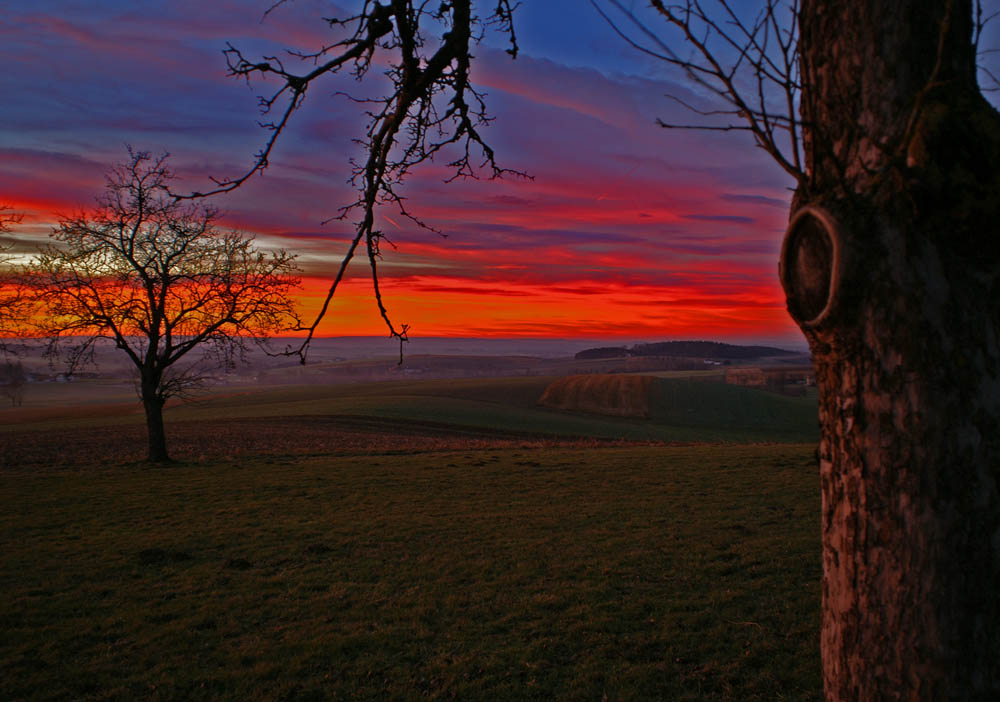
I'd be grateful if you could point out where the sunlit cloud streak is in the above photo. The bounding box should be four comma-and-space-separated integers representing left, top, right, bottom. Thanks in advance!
1, 0, 806, 344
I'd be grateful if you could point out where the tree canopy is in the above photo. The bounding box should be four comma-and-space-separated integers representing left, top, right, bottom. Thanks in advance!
30, 149, 301, 461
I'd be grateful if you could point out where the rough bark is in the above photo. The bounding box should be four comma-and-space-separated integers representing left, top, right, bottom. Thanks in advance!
784, 1, 1000, 698
141, 380, 170, 464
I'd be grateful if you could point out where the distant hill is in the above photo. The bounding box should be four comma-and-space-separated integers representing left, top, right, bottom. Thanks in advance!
630, 341, 799, 358
574, 340, 799, 361
573, 346, 631, 360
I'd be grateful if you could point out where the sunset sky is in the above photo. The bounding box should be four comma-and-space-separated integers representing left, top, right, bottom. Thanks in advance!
7, 1, 993, 347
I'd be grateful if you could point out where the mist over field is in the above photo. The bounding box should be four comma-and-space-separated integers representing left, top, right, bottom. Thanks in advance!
2, 335, 811, 388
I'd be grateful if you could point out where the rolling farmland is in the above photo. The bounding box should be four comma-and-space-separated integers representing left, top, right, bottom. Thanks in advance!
1, 365, 822, 699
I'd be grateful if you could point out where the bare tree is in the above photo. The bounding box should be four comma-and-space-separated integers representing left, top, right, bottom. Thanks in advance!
185, 0, 526, 361
596, 0, 1000, 697
0, 359, 26, 407
30, 150, 301, 463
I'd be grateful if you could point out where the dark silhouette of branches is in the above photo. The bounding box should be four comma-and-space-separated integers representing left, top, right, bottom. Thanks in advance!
0, 359, 26, 407
0, 205, 21, 233
180, 1, 527, 362
593, 0, 999, 195
29, 149, 301, 462
592, 0, 806, 186
0, 206, 27, 353
975, 0, 1000, 91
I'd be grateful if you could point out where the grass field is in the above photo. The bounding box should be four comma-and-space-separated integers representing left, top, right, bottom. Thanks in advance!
2, 375, 819, 445
1, 444, 820, 701
2, 372, 822, 699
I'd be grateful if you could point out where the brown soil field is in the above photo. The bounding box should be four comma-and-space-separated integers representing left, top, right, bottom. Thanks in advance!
0, 415, 664, 471
537, 374, 656, 418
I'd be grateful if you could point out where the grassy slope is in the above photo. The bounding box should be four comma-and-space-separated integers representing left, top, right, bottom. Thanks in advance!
179, 376, 818, 444
648, 379, 818, 437
1, 445, 820, 701
3, 375, 818, 444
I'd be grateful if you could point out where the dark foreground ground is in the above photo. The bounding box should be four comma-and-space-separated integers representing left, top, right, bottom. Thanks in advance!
1, 434, 820, 701
2, 372, 821, 699
0, 414, 623, 471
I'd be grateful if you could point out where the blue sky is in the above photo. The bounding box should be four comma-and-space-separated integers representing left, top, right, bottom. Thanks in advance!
3, 1, 994, 343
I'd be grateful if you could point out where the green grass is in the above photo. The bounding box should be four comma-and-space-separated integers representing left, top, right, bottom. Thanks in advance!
4, 375, 819, 444
187, 376, 817, 443
648, 379, 818, 437
153, 376, 818, 442
1, 444, 820, 700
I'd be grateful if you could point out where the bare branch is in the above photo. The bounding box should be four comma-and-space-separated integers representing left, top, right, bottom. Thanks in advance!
594, 0, 807, 185
656, 118, 752, 131
179, 2, 526, 362
29, 149, 301, 400
0, 205, 28, 353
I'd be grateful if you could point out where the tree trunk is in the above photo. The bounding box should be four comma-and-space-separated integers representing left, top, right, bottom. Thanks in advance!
141, 381, 170, 463
785, 1, 1000, 698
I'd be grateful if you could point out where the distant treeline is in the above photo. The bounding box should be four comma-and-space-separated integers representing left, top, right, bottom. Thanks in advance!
574, 340, 798, 360
574, 346, 631, 360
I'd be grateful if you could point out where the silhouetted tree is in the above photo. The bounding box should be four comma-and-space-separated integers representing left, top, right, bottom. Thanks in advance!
211, 0, 1000, 696
30, 150, 301, 462
0, 360, 26, 407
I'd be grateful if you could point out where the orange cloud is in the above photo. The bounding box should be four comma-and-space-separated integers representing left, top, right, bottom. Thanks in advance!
290, 275, 797, 341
